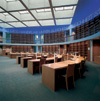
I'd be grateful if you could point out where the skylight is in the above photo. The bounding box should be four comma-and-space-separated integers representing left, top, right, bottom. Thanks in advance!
36, 9, 44, 13
36, 8, 51, 13
0, 0, 78, 27
55, 7, 64, 11
19, 11, 29, 14
44, 8, 51, 12
6, 0, 18, 2
55, 6, 74, 11
3, 13, 9, 16
64, 6, 73, 10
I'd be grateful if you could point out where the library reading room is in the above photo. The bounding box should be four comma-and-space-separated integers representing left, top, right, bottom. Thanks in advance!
0, 0, 100, 101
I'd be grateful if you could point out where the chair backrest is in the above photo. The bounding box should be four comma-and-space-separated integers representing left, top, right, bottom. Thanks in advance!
32, 56, 36, 59
61, 55, 64, 61
84, 57, 87, 61
39, 58, 46, 67
68, 55, 73, 60
55, 57, 58, 62
23, 55, 26, 57
67, 64, 75, 78
80, 60, 85, 69
41, 55, 44, 59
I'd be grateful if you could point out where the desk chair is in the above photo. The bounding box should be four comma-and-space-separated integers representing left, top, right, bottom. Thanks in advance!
41, 55, 44, 59
23, 55, 26, 57
32, 56, 36, 59
61, 64, 75, 90
61, 55, 64, 61
78, 60, 86, 78
39, 58, 46, 73
84, 56, 87, 61
55, 57, 58, 62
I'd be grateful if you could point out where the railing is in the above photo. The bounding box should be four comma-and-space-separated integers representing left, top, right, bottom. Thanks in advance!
0, 30, 100, 45
0, 32, 94, 44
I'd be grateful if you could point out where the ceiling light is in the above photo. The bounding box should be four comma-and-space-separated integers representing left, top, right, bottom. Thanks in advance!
6, 0, 18, 2
44, 8, 51, 12
55, 7, 64, 11
3, 13, 9, 16
36, 9, 45, 13
64, 6, 73, 10
19, 11, 29, 14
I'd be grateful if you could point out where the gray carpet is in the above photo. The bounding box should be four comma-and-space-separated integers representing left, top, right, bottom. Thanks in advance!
0, 56, 100, 101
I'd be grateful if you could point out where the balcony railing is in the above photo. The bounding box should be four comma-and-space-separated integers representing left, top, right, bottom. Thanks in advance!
0, 31, 98, 45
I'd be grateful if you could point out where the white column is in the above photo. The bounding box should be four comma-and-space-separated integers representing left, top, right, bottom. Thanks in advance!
59, 45, 60, 54
90, 40, 93, 62
36, 46, 38, 53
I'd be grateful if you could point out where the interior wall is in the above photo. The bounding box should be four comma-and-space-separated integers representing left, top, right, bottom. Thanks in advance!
93, 40, 100, 61
72, 0, 100, 24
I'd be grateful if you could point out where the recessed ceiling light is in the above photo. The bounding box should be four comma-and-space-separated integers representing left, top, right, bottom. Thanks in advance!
19, 11, 29, 14
36, 9, 45, 13
55, 7, 64, 11
44, 8, 51, 12
36, 8, 51, 13
64, 6, 73, 10
6, 0, 18, 2
3, 13, 9, 16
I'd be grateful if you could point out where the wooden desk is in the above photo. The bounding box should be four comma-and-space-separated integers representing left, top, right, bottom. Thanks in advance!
16, 55, 48, 65
28, 55, 62, 75
94, 56, 100, 64
9, 53, 21, 59
16, 56, 22, 64
42, 57, 84, 91
21, 57, 32, 68
16, 55, 34, 64
8, 53, 32, 59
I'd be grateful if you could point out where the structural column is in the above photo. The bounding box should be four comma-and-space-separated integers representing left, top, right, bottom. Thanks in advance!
90, 40, 93, 61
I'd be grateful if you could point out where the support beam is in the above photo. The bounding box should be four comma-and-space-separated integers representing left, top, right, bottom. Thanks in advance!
0, 7, 28, 27
90, 40, 93, 62
0, 19, 15, 28
19, 0, 41, 26
49, 0, 56, 25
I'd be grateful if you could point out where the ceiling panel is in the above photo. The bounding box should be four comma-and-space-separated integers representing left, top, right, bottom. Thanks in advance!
9, 22, 26, 27
10, 12, 34, 21
20, 13, 34, 20
39, 20, 54, 26
31, 10, 53, 20
0, 23, 12, 28
0, 8, 4, 12
5, 15, 18, 21
0, 14, 5, 21
0, 0, 7, 10
0, 0, 79, 28
54, 6, 76, 18
52, 0, 79, 6
56, 18, 72, 25
7, 1, 26, 11
24, 21, 40, 26
26, 0, 50, 9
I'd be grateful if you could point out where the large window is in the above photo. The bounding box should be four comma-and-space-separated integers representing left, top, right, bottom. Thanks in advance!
41, 34, 44, 41
35, 35, 39, 40
6, 33, 11, 43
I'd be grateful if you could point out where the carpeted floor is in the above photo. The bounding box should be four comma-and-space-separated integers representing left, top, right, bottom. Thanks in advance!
0, 56, 100, 101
